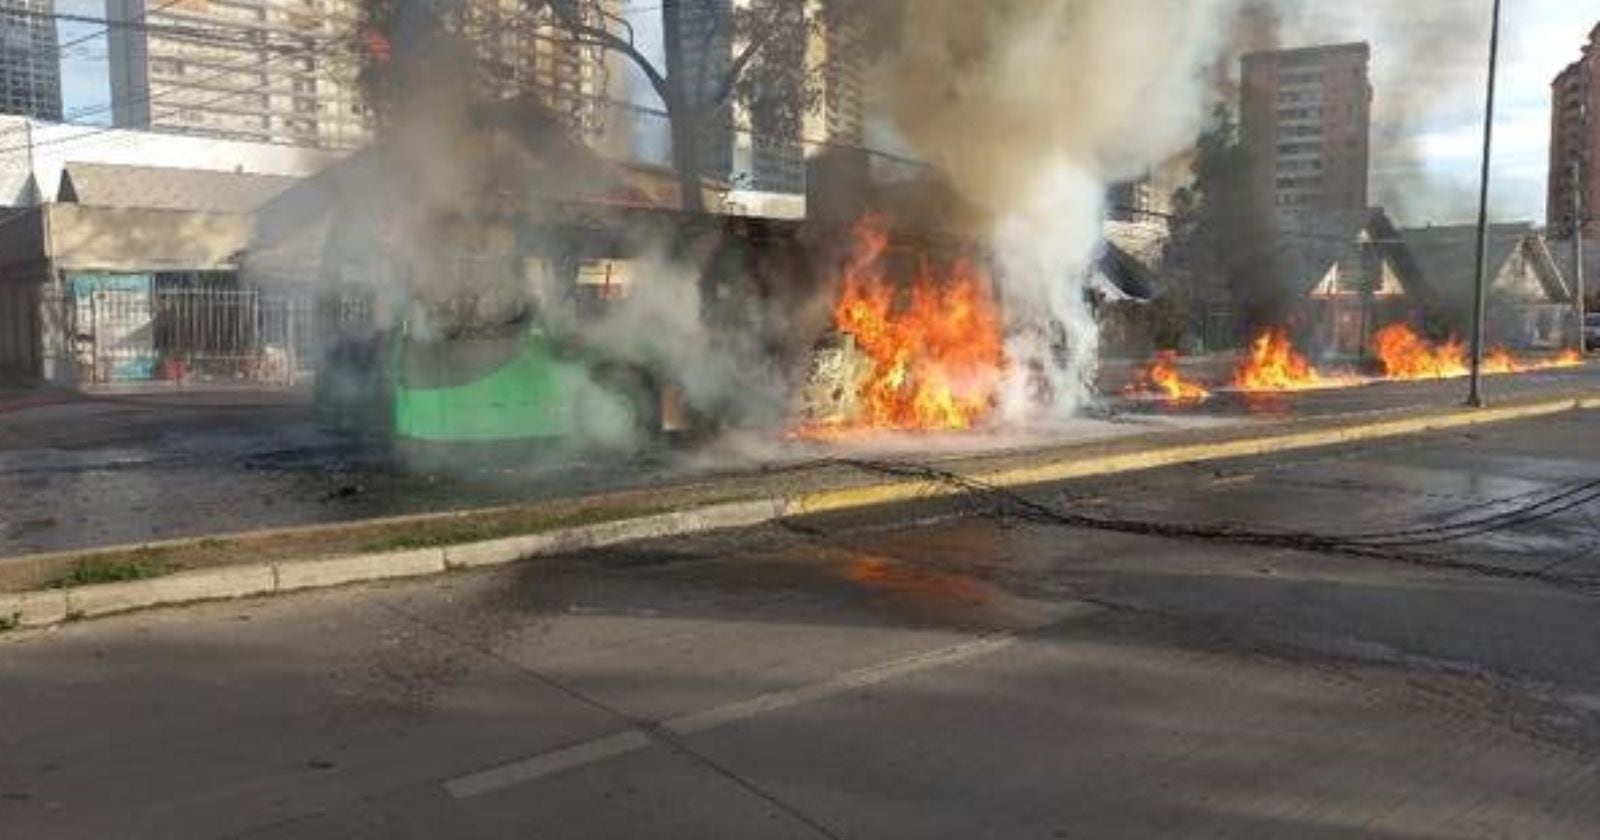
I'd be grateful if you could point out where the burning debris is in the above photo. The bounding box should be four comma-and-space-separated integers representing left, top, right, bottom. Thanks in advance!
801, 218, 1007, 435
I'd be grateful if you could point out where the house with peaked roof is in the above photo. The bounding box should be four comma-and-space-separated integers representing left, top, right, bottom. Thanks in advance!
1276, 212, 1577, 355
1548, 236, 1600, 311
1282, 208, 1419, 356
1402, 224, 1573, 349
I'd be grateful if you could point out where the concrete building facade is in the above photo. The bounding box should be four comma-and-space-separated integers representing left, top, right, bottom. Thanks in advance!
104, 0, 629, 154
106, 0, 371, 148
1549, 23, 1600, 238
1241, 42, 1372, 233
0, 0, 63, 121
460, 0, 629, 157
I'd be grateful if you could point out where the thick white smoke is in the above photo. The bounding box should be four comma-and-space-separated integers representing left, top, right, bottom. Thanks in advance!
878, 0, 1240, 420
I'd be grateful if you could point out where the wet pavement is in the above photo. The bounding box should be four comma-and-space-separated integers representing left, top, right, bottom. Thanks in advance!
2, 408, 1599, 838
1, 363, 1595, 557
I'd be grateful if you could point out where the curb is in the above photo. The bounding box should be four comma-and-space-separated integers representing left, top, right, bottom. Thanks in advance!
1, 500, 786, 629
3, 396, 1595, 629
788, 395, 1600, 515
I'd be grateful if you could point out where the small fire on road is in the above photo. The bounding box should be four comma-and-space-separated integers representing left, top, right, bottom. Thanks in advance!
1123, 351, 1210, 403
1232, 327, 1351, 392
1374, 323, 1583, 379
1124, 322, 1586, 406
1371, 323, 1468, 379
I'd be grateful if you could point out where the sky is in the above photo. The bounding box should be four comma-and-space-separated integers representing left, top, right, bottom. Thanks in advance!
1266, 0, 1597, 226
47, 0, 1600, 227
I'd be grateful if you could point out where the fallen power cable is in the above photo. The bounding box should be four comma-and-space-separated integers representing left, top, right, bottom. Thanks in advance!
827, 458, 1600, 593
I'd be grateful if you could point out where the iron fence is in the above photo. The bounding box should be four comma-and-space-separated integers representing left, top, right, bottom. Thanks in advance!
42, 286, 370, 387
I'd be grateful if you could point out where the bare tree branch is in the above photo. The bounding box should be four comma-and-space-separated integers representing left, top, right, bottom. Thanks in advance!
710, 18, 787, 111
528, 0, 670, 100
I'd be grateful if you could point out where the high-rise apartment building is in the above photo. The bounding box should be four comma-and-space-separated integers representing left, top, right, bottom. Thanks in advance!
1549, 23, 1599, 238
460, 0, 626, 157
669, 0, 737, 184
107, 0, 371, 148
1241, 42, 1372, 232
670, 0, 864, 194
814, 0, 864, 149
106, 0, 623, 152
0, 0, 63, 120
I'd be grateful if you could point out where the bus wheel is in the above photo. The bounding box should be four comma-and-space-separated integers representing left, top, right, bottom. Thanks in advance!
586, 364, 663, 448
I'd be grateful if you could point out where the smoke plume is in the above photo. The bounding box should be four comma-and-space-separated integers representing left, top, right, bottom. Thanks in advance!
875, 0, 1240, 420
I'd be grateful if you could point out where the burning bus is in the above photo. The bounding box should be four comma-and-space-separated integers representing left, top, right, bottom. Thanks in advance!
246, 99, 829, 452
244, 87, 1168, 452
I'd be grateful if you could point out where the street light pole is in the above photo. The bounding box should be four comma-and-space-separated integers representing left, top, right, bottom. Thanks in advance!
1466, 0, 1503, 408
1577, 160, 1588, 352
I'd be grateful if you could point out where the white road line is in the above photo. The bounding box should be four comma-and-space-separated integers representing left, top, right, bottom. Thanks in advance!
663, 634, 1018, 736
444, 731, 653, 799
443, 634, 1018, 799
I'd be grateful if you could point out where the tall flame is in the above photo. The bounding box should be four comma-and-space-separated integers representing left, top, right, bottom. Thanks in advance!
828, 217, 1006, 432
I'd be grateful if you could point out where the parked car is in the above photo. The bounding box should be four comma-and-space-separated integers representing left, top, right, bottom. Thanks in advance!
1586, 313, 1600, 352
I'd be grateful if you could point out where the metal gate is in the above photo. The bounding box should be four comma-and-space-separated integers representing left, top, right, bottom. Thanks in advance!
43, 285, 368, 387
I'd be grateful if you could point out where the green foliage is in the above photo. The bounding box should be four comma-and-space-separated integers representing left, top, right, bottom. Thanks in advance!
59, 550, 173, 587
1150, 292, 1190, 352
1164, 103, 1289, 338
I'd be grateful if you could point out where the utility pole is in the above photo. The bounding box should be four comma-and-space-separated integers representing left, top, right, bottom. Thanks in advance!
1576, 67, 1590, 354
23, 118, 37, 205
1466, 0, 1502, 408
1576, 159, 1588, 352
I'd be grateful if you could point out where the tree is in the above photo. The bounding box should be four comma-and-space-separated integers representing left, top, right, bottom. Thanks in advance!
357, 1, 900, 216
1165, 103, 1288, 346
526, 0, 821, 214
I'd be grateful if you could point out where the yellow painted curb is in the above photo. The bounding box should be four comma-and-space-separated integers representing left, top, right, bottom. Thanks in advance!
788, 396, 1598, 517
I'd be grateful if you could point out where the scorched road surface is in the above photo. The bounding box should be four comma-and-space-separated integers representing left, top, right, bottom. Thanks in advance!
1, 363, 1595, 557
3, 409, 1600, 838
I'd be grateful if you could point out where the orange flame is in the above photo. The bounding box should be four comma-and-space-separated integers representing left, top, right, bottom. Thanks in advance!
1371, 323, 1467, 379
1232, 327, 1334, 391
827, 217, 1006, 432
1125, 351, 1210, 402
1551, 349, 1584, 367
1483, 346, 1522, 375
1370, 323, 1584, 379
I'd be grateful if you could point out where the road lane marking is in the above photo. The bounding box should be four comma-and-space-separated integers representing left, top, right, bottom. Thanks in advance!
444, 731, 653, 799
663, 634, 1017, 735
443, 634, 1018, 799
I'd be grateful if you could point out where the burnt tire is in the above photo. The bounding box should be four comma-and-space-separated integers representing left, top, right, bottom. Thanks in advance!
584, 364, 663, 448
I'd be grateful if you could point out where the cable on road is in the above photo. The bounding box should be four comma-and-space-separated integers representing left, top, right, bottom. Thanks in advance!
823, 458, 1600, 594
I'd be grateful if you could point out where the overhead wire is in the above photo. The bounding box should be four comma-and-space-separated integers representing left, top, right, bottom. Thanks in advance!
51, 0, 191, 57
0, 38, 365, 156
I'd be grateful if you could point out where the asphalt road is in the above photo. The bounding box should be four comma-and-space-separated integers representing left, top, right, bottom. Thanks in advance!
2, 363, 1596, 558
4, 408, 1599, 838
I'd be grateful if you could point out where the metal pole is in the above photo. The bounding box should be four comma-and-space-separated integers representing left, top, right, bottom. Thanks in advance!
1577, 65, 1590, 354
1466, 0, 1502, 408
1576, 160, 1587, 352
